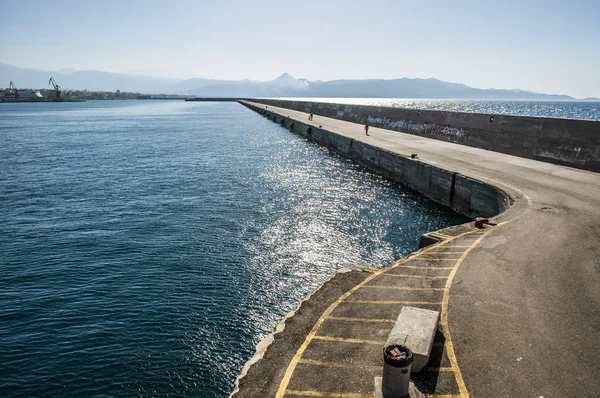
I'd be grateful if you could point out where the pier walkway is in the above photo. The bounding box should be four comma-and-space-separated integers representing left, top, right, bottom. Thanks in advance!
232, 101, 600, 397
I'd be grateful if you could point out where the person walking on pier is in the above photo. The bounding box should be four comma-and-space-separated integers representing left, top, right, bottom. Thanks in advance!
308, 113, 313, 121
365, 122, 369, 136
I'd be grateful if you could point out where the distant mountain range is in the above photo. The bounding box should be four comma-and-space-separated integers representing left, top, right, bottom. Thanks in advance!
1, 63, 598, 101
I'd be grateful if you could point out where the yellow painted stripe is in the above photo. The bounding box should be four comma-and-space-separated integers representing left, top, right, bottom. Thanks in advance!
411, 258, 461, 261
423, 366, 454, 372
395, 265, 454, 270
299, 358, 382, 370
381, 274, 449, 279
326, 316, 396, 323
438, 245, 471, 248
312, 335, 385, 345
286, 390, 373, 397
426, 252, 466, 255
361, 285, 446, 291
388, 231, 474, 269
441, 230, 495, 398
346, 300, 443, 305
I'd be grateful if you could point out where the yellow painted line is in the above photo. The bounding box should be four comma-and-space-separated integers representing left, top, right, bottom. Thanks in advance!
438, 245, 471, 248
441, 230, 495, 398
346, 300, 443, 305
299, 358, 382, 370
426, 252, 466, 255
388, 233, 470, 268
285, 390, 373, 397
326, 316, 396, 323
411, 258, 461, 261
423, 366, 454, 372
380, 274, 449, 279
362, 285, 446, 291
312, 335, 385, 345
395, 265, 454, 270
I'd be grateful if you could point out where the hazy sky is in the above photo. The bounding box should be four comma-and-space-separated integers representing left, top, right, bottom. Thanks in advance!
1, 0, 599, 98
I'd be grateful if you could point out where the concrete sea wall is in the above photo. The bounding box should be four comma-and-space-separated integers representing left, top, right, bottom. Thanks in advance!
242, 101, 511, 219
250, 99, 600, 172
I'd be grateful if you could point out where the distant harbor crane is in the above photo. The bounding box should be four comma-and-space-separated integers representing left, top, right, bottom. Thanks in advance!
48, 77, 62, 101
9, 81, 19, 101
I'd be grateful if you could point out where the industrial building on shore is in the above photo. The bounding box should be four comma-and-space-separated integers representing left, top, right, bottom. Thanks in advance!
0, 88, 43, 102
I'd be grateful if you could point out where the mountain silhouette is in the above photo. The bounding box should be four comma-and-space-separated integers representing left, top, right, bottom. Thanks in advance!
0, 63, 591, 100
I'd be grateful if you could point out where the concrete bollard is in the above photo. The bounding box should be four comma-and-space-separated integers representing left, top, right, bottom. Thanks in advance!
382, 345, 414, 398
473, 217, 489, 228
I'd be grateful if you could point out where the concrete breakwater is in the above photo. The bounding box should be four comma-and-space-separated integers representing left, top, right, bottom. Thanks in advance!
242, 101, 511, 220
233, 101, 513, 397
233, 100, 600, 398
252, 99, 600, 172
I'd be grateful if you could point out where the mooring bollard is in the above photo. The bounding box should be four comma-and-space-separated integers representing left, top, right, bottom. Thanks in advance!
382, 345, 413, 398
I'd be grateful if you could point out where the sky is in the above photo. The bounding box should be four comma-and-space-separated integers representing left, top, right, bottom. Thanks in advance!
1, 0, 599, 98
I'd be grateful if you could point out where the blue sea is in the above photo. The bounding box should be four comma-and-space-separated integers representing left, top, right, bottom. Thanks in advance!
0, 100, 469, 397
279, 98, 600, 120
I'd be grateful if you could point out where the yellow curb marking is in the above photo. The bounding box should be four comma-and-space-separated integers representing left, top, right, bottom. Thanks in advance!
411, 258, 462, 261
441, 229, 495, 398
326, 316, 396, 323
380, 274, 449, 279
345, 300, 443, 305
312, 336, 385, 345
426, 252, 467, 255
394, 265, 455, 270
361, 286, 446, 291
299, 358, 382, 370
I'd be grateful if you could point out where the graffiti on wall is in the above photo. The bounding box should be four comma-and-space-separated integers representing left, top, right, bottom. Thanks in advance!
534, 144, 587, 163
436, 126, 467, 142
366, 117, 467, 143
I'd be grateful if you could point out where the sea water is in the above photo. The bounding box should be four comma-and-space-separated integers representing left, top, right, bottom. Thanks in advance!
278, 98, 600, 120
